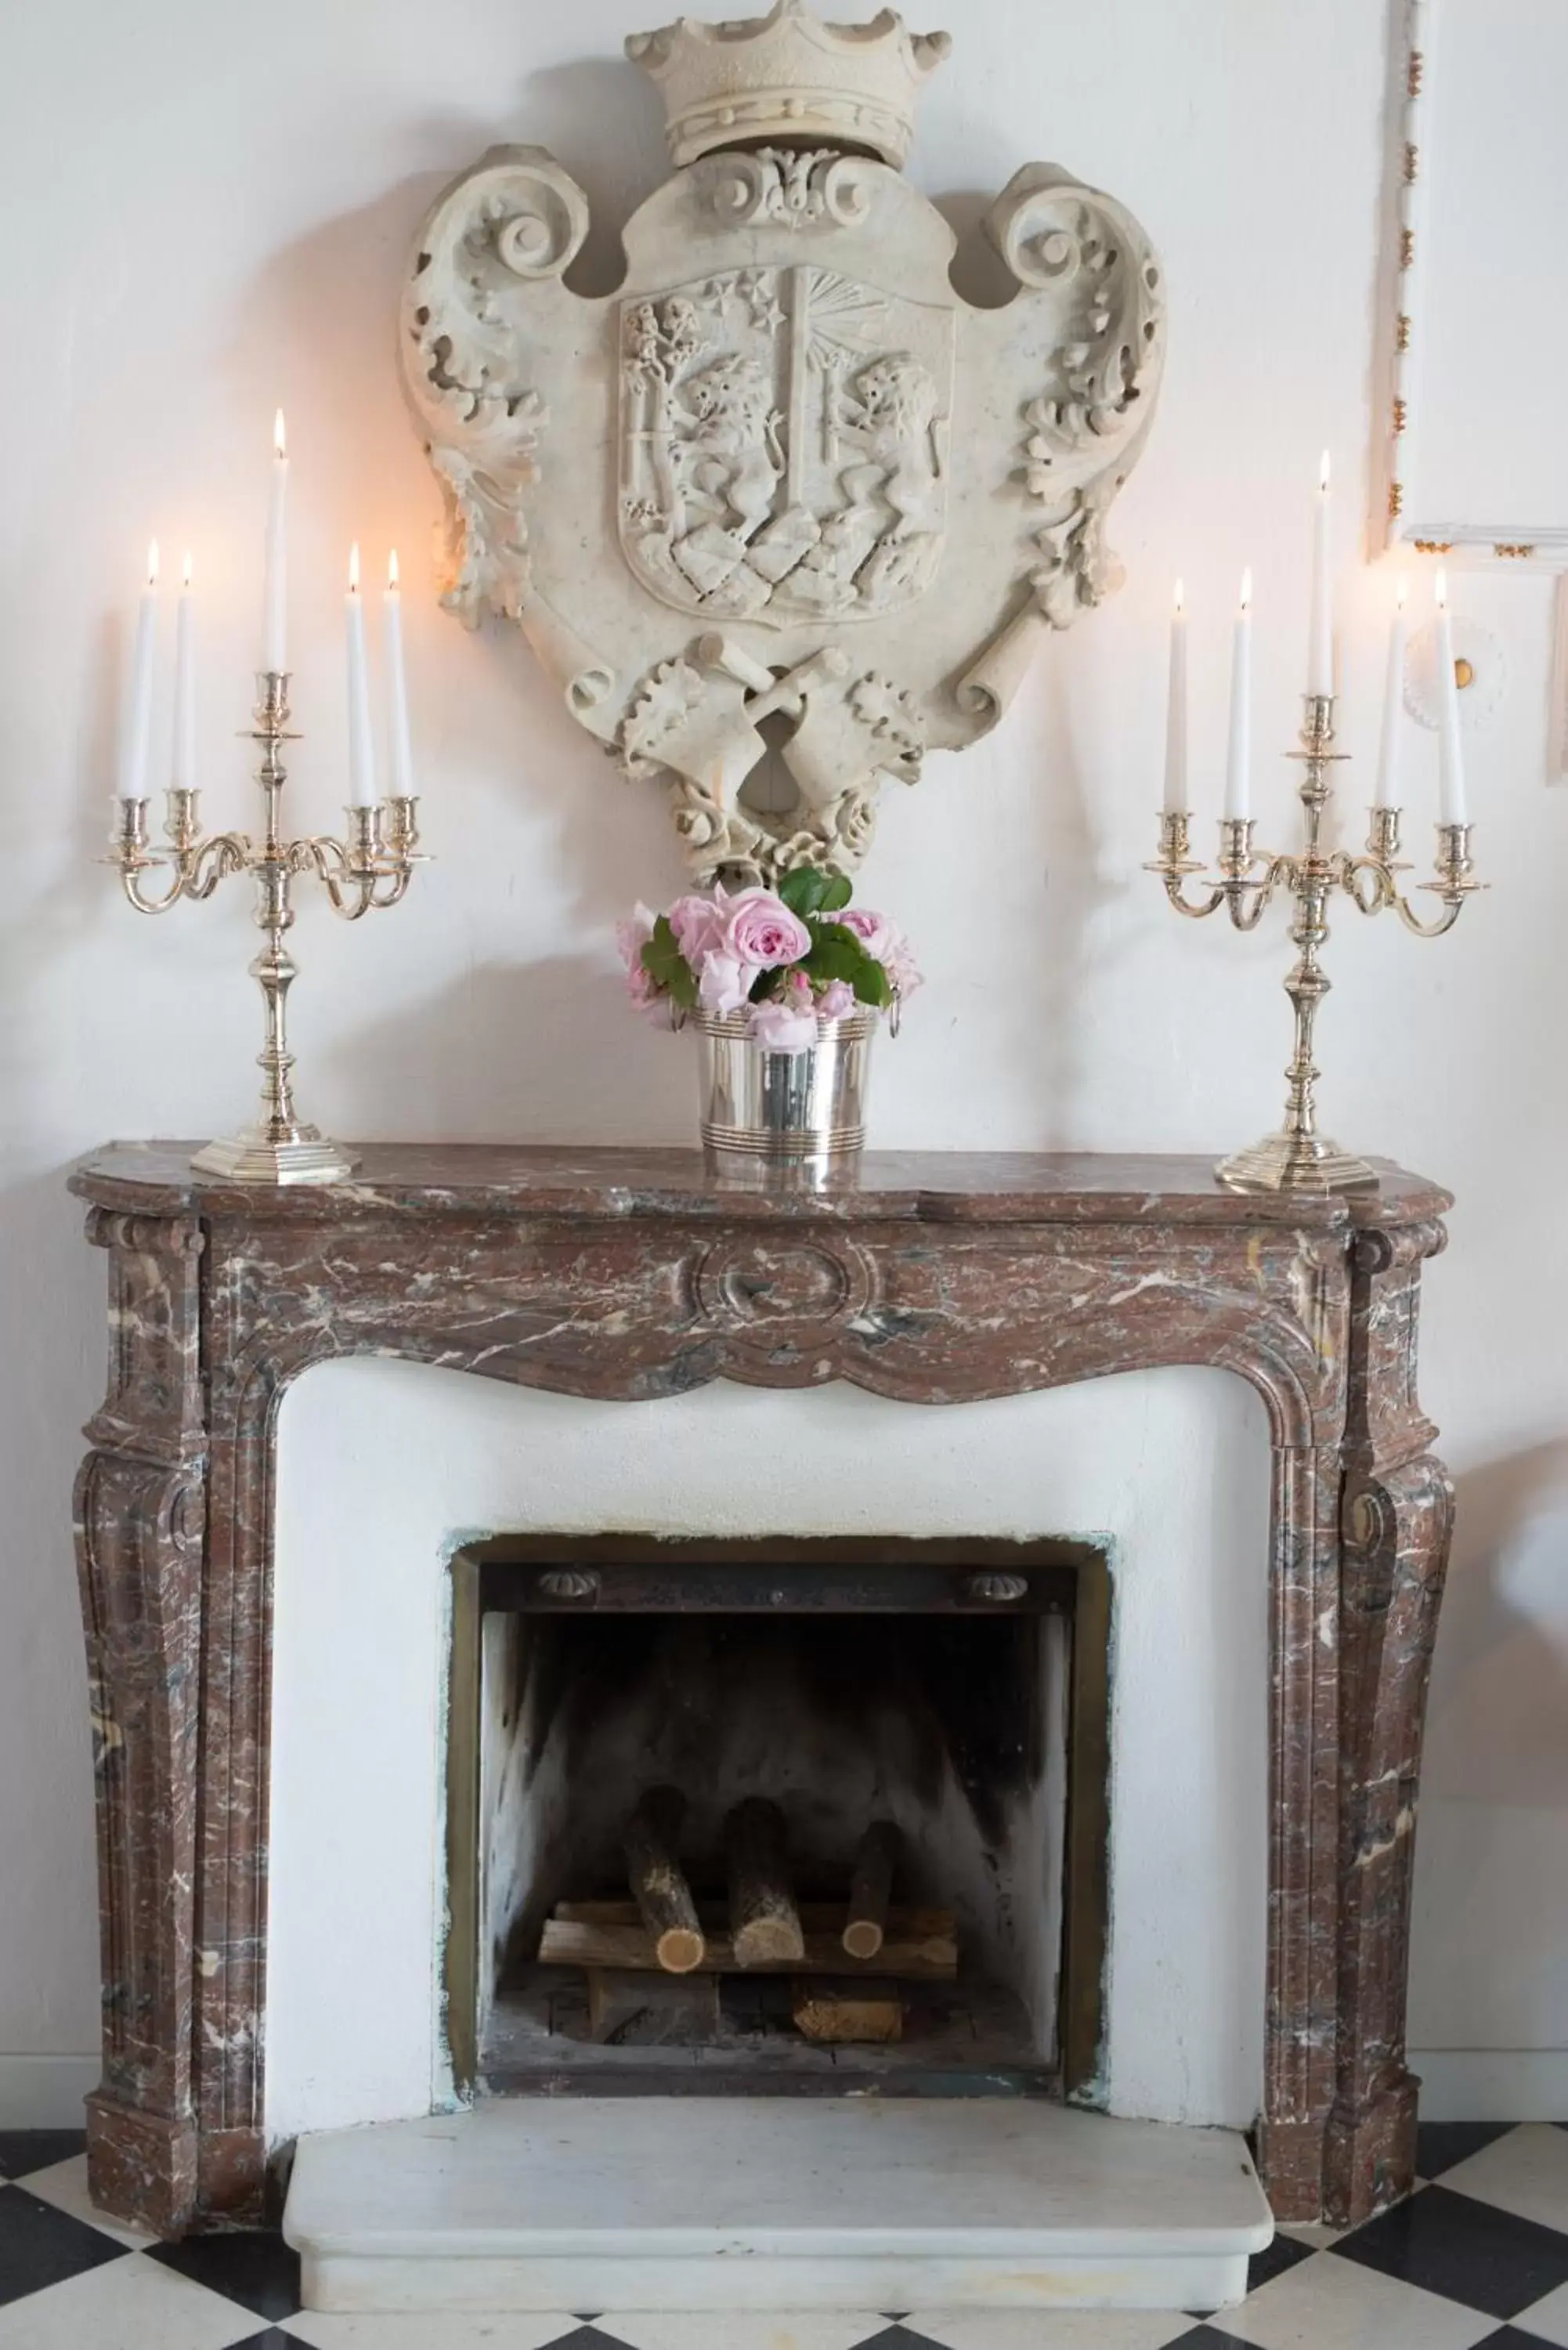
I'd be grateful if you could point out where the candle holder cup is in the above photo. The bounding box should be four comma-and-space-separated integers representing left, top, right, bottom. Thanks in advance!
109, 671, 425, 1184
1148, 692, 1483, 1194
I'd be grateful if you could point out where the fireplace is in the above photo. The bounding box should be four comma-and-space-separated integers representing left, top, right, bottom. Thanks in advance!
70, 1141, 1454, 2284
446, 1535, 1111, 2102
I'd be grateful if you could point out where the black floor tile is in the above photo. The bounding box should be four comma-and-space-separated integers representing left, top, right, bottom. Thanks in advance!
1331, 2179, 1568, 2319
1418, 2120, 1522, 2179
0, 2130, 88, 2181
0, 2182, 129, 2308
848, 2332, 950, 2350
1247, 2229, 1317, 2290
1475, 2331, 1568, 2347
148, 2225, 302, 2320
1166, 2328, 1247, 2346
226, 2335, 316, 2350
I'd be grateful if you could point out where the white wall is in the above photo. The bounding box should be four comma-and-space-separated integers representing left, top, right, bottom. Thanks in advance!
4, 0, 1566, 2124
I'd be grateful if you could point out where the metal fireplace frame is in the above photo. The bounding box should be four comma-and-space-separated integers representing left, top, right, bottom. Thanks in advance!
443, 1531, 1113, 2103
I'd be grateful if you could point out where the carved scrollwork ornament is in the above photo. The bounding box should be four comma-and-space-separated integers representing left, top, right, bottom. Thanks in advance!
403, 7, 1165, 882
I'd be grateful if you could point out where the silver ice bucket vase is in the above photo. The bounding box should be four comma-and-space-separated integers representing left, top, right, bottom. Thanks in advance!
697, 1009, 877, 1170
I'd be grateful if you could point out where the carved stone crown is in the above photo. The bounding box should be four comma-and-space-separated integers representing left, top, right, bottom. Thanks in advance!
626, 0, 952, 171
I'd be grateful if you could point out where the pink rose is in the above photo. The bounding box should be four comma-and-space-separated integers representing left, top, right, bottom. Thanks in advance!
750, 998, 819, 1052
817, 978, 856, 1019
839, 905, 895, 962
615, 902, 656, 974
699, 950, 756, 1018
615, 903, 666, 1017
888, 937, 922, 998
721, 888, 811, 972
842, 905, 920, 996
669, 888, 730, 967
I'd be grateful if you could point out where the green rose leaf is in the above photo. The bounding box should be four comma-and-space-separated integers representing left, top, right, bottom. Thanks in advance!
778, 866, 833, 919
641, 916, 697, 1010
819, 871, 853, 913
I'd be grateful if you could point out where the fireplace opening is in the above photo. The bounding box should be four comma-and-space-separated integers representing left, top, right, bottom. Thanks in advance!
446, 1535, 1110, 2100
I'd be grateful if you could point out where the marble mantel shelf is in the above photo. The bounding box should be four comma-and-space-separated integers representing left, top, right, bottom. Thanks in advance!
68, 1142, 1454, 2243
74, 1139, 1448, 1224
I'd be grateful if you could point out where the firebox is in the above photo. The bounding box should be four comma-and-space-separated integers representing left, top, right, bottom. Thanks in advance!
444, 1535, 1111, 2102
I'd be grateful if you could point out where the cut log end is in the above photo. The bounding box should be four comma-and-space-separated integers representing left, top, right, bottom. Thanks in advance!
653, 1924, 706, 1975
625, 1783, 706, 1976
843, 1819, 900, 1962
726, 1796, 805, 1969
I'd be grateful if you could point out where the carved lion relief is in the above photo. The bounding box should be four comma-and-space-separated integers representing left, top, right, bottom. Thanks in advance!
402, 3, 1165, 884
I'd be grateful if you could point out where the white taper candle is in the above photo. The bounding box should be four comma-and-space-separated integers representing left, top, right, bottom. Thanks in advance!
172, 552, 197, 794
1163, 579, 1188, 815
382, 550, 415, 799
263, 409, 288, 673
345, 543, 377, 808
119, 540, 159, 802
1374, 575, 1409, 810
1306, 450, 1334, 699
1433, 570, 1467, 826
1223, 569, 1253, 822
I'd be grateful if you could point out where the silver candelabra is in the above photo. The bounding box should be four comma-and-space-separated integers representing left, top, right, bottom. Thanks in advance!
110, 671, 424, 1184
1148, 692, 1481, 1193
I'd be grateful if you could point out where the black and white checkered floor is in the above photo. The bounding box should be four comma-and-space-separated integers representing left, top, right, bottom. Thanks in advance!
3, 2122, 1568, 2348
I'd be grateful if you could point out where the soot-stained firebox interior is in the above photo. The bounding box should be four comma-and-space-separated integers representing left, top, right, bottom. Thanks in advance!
446, 1536, 1110, 2099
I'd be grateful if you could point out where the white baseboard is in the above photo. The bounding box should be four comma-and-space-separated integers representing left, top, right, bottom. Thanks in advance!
0, 2055, 99, 2130
1411, 2050, 1568, 2121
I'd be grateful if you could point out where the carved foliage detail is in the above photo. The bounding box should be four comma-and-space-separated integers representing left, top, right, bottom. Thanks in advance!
700, 148, 876, 233
403, 148, 589, 626
986, 164, 1165, 628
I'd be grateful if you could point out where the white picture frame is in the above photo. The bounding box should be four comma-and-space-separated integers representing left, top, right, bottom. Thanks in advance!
1372, 0, 1568, 574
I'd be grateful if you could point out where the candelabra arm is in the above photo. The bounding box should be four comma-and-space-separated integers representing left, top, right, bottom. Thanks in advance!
1146, 811, 1227, 918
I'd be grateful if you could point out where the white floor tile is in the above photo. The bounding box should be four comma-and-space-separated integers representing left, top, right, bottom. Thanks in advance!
903, 2309, 1201, 2348
1512, 2276, 1568, 2348
1276, 2220, 1348, 2250
1207, 2247, 1498, 2350
15, 2155, 157, 2251
0, 2251, 261, 2350
1438, 2122, 1568, 2235
592, 2318, 891, 2350
286, 2312, 587, 2348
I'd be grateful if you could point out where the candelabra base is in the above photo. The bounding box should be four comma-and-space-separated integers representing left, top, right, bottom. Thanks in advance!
1216, 1130, 1379, 1197
190, 1126, 360, 1186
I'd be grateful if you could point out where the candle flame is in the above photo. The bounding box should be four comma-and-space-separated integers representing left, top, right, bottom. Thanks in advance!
274, 409, 287, 460
388, 548, 400, 590
349, 541, 361, 595
1396, 572, 1408, 613
1319, 449, 1331, 494
1239, 566, 1252, 613
1435, 566, 1448, 612
1172, 577, 1184, 616
146, 539, 159, 588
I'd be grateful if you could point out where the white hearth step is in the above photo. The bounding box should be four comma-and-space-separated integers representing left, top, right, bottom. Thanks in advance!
283, 2095, 1272, 2314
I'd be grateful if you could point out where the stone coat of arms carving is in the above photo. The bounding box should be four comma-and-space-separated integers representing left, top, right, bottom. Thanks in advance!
403, 2, 1165, 884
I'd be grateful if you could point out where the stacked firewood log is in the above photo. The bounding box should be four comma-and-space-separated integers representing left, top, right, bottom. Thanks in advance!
536, 1788, 956, 2044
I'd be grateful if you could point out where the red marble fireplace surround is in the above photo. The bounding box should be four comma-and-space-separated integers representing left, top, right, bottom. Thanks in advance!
70, 1142, 1454, 2240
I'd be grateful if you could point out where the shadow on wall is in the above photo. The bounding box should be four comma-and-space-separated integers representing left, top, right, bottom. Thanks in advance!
1411, 1438, 1568, 2059
1424, 1440, 1568, 1804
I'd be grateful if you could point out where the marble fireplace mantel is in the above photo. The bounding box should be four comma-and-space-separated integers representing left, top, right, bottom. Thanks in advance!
69, 1143, 1453, 2239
